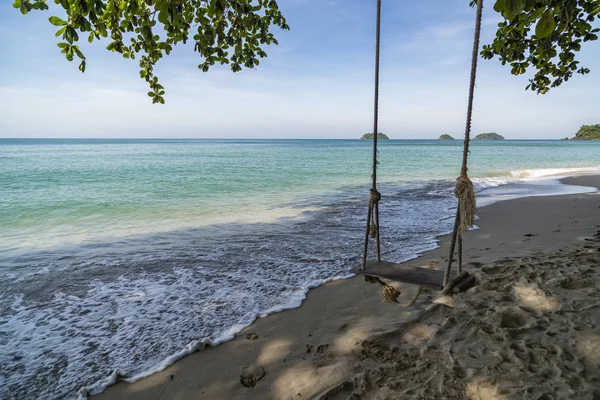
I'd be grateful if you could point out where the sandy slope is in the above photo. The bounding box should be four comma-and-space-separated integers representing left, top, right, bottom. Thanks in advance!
321, 237, 600, 399
95, 175, 600, 400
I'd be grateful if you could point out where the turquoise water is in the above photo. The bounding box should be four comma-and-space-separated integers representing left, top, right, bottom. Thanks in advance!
0, 139, 599, 399
2, 139, 599, 256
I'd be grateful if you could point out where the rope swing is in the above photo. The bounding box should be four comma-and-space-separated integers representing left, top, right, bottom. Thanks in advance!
360, 0, 483, 306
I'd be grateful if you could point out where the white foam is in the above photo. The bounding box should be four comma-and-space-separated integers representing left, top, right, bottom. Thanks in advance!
471, 177, 513, 190
470, 165, 600, 193
76, 271, 356, 397
510, 165, 600, 180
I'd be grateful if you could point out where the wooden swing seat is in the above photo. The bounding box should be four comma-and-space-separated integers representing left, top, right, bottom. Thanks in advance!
355, 260, 476, 292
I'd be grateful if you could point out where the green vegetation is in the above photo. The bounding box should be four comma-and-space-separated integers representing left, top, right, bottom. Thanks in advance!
572, 124, 600, 140
438, 134, 455, 140
14, 0, 599, 101
13, 0, 288, 103
474, 132, 505, 140
480, 0, 600, 94
361, 133, 389, 140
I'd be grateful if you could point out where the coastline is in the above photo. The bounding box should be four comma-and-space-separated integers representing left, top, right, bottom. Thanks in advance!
95, 175, 600, 400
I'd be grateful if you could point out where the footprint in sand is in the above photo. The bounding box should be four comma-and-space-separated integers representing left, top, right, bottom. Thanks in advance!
499, 310, 530, 329
240, 364, 265, 388
560, 278, 590, 290
402, 324, 436, 345
312, 344, 332, 367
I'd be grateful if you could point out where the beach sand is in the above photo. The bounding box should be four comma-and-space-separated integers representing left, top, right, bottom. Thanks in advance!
95, 175, 600, 400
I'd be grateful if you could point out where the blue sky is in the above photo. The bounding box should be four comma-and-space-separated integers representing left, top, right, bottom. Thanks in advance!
0, 0, 598, 139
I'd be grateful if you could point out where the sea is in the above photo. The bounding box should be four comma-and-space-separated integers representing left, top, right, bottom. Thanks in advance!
1, 138, 599, 399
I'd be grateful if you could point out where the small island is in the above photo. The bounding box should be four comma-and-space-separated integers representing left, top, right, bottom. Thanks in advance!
571, 124, 600, 140
474, 132, 505, 140
361, 132, 390, 140
438, 134, 455, 140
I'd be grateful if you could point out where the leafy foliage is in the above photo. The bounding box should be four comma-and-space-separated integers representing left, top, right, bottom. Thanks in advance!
474, 132, 505, 140
361, 133, 390, 140
479, 0, 600, 94
14, 0, 289, 103
573, 124, 600, 139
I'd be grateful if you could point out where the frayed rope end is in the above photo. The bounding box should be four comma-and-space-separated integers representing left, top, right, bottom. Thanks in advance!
455, 174, 476, 233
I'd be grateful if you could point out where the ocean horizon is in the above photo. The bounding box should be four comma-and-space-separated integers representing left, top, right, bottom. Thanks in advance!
0, 137, 582, 140
1, 138, 599, 399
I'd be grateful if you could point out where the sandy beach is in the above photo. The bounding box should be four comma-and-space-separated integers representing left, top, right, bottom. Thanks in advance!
96, 175, 600, 400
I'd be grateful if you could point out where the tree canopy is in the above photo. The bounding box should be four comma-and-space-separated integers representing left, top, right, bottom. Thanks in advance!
480, 0, 600, 94
13, 0, 289, 104
13, 0, 600, 102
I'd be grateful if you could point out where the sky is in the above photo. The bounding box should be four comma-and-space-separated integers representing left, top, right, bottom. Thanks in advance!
0, 0, 598, 139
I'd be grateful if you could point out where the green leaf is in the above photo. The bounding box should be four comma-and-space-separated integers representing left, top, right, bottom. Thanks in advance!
524, 0, 535, 11
12, 0, 21, 8
506, 0, 526, 18
49, 16, 67, 26
536, 10, 556, 38
157, 10, 169, 25
527, 7, 546, 23
55, 26, 67, 37
501, 5, 516, 19
494, 0, 506, 13
78, 60, 86, 73
73, 46, 86, 60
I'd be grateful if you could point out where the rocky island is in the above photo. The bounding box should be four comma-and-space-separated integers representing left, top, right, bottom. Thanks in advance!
438, 134, 455, 140
361, 132, 389, 140
474, 132, 504, 140
571, 124, 600, 140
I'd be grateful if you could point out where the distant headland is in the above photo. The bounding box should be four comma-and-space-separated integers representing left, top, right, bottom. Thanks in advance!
361, 132, 389, 140
474, 132, 504, 140
564, 124, 600, 140
438, 134, 455, 140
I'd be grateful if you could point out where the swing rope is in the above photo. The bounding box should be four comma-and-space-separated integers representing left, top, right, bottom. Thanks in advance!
443, 0, 482, 287
360, 0, 403, 304
361, 0, 483, 305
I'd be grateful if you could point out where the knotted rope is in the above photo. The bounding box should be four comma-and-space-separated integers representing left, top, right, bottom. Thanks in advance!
456, 174, 475, 233
443, 0, 483, 288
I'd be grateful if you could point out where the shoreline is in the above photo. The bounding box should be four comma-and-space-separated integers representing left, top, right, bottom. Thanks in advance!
94, 175, 600, 399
